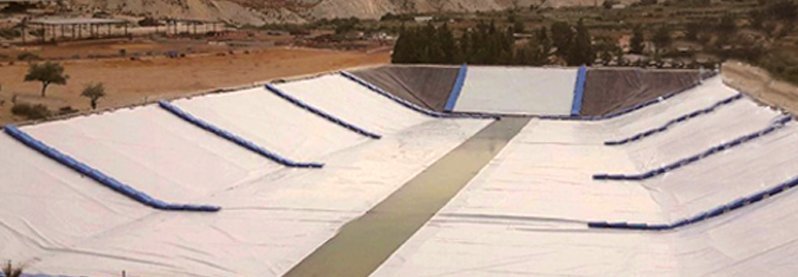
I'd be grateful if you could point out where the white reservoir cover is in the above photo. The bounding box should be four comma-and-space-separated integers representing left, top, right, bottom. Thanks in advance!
453, 66, 578, 115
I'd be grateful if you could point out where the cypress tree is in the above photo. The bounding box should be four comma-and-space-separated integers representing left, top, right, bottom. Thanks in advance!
652, 25, 672, 54
391, 25, 410, 63
550, 21, 574, 58
630, 25, 645, 54
439, 23, 456, 63
568, 19, 594, 66
459, 30, 472, 63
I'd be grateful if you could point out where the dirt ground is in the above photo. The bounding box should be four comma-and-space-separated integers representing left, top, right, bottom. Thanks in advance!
0, 47, 389, 125
722, 61, 798, 116
0, 38, 233, 60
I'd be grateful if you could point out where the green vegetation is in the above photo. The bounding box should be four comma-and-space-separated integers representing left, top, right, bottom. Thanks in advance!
81, 82, 107, 110
16, 52, 41, 62
11, 103, 51, 120
392, 20, 593, 66
0, 27, 21, 39
381, 0, 798, 83
24, 62, 69, 97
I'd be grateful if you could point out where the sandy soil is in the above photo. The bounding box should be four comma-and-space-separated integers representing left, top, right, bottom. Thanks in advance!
0, 35, 288, 61
722, 61, 798, 115
0, 47, 390, 125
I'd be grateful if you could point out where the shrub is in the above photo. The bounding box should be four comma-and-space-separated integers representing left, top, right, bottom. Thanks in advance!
0, 27, 21, 39
16, 52, 41, 61
11, 103, 51, 120
58, 106, 79, 115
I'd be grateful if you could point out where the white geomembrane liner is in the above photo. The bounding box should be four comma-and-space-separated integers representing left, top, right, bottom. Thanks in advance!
25, 119, 490, 276
23, 105, 277, 203
452, 66, 578, 115
0, 73, 491, 276
0, 135, 150, 265
173, 86, 369, 161
3, 69, 797, 276
275, 74, 432, 135
374, 78, 798, 276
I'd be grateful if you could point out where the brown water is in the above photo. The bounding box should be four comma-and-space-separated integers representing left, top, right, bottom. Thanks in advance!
285, 118, 530, 277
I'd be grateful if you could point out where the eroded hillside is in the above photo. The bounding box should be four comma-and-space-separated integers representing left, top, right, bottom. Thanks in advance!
65, 0, 642, 25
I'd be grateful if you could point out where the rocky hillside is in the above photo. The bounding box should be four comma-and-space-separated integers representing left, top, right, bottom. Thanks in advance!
66, 0, 641, 25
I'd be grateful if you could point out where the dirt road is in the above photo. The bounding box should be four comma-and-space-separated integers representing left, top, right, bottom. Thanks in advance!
0, 47, 389, 125
722, 61, 798, 115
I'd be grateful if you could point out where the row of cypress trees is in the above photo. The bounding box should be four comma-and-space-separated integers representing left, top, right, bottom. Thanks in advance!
392, 20, 595, 66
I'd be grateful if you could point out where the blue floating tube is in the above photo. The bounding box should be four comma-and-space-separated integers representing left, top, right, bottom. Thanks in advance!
605, 94, 743, 146
339, 71, 495, 120
264, 84, 382, 139
158, 101, 324, 168
444, 64, 468, 112
594, 115, 792, 181
587, 222, 610, 228
3, 125, 221, 212
570, 65, 587, 116
588, 174, 798, 232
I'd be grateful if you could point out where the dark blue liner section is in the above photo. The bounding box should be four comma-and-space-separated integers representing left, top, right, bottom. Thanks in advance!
264, 84, 382, 139
3, 125, 221, 212
589, 175, 798, 231
605, 93, 744, 146
444, 64, 468, 112
158, 101, 324, 168
594, 115, 792, 181
570, 65, 587, 116
339, 71, 496, 120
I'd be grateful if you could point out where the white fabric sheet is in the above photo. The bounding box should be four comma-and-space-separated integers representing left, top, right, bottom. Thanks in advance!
375, 78, 798, 276
173, 87, 369, 161
275, 74, 432, 135
0, 74, 491, 276
453, 67, 578, 115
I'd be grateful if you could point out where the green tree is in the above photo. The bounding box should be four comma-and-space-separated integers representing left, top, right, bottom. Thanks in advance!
81, 82, 106, 110
459, 30, 472, 63
550, 21, 574, 57
652, 25, 672, 54
717, 15, 736, 34
518, 35, 547, 66
766, 0, 797, 21
567, 19, 594, 65
24, 61, 68, 97
630, 26, 645, 54
536, 27, 552, 59
685, 22, 701, 41
438, 23, 456, 63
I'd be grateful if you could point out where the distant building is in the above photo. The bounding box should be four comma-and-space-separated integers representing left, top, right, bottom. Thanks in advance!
414, 16, 433, 23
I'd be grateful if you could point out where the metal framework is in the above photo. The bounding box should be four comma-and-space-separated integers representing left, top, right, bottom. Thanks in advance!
25, 18, 129, 43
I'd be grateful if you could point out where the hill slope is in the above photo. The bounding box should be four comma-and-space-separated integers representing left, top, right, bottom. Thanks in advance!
66, 0, 641, 25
